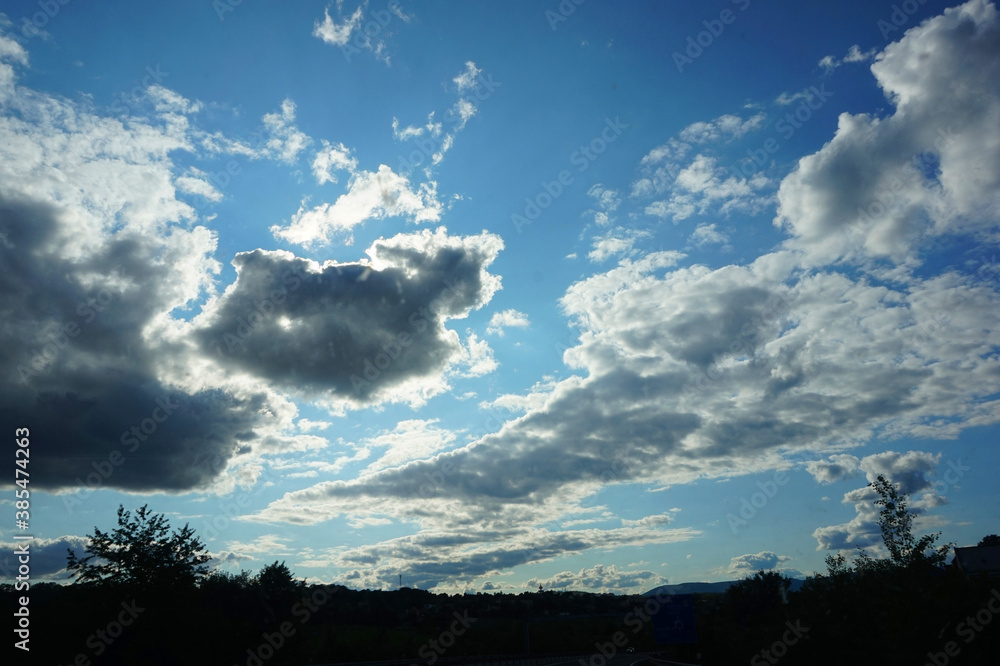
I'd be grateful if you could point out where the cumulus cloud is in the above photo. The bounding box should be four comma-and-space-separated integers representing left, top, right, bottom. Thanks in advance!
641, 154, 772, 222
689, 223, 730, 248
586, 184, 622, 226
270, 165, 443, 247
806, 454, 861, 484
0, 171, 279, 494
588, 228, 651, 262
812, 450, 946, 552
261, 99, 311, 164
0, 536, 90, 581
251, 215, 1000, 563
728, 551, 792, 573
777, 0, 1000, 265
312, 140, 358, 185
631, 111, 769, 211
0, 40, 346, 494
678, 113, 766, 144
487, 309, 531, 336
195, 227, 503, 407
363, 419, 458, 472
528, 564, 667, 594
324, 525, 695, 591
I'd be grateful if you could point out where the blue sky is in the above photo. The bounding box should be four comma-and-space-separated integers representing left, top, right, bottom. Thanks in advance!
2, 0, 999, 594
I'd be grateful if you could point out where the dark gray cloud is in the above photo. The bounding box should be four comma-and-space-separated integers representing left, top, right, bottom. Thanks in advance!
0, 194, 272, 492
0, 535, 88, 581
194, 228, 502, 404
327, 524, 697, 591
806, 455, 861, 484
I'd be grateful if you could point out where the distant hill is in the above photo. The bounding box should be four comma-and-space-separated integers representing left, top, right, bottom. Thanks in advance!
644, 578, 806, 596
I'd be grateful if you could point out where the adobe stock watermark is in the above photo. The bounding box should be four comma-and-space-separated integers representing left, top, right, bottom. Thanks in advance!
843, 126, 956, 247
414, 610, 477, 665
545, 0, 586, 31
579, 591, 674, 666
338, 0, 407, 63
683, 292, 795, 398
924, 588, 1000, 666
17, 0, 75, 39
213, 0, 245, 22
16, 266, 132, 385
877, 0, 934, 40
750, 619, 810, 665
672, 0, 751, 74
511, 117, 629, 234
109, 65, 170, 115
197, 464, 280, 543
726, 468, 790, 534
894, 248, 996, 359
396, 71, 501, 174
929, 458, 971, 498
55, 599, 144, 666
723, 86, 834, 181
236, 584, 335, 666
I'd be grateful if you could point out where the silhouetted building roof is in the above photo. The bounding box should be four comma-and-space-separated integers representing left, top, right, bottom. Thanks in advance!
953, 545, 1000, 579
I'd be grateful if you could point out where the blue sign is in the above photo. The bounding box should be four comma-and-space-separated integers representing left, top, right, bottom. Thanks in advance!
652, 594, 698, 645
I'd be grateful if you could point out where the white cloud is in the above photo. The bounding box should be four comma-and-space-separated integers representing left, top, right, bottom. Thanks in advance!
588, 228, 651, 262
261, 99, 311, 164
312, 140, 358, 185
392, 62, 490, 171
312, 6, 363, 47
728, 551, 792, 573
487, 309, 530, 336
457, 331, 498, 377
777, 0, 1000, 265
644, 154, 772, 222
678, 113, 766, 144
271, 165, 442, 247
689, 223, 729, 247
528, 563, 667, 594
364, 419, 458, 473
0, 32, 29, 67
147, 85, 203, 115
818, 44, 878, 72
452, 61, 482, 92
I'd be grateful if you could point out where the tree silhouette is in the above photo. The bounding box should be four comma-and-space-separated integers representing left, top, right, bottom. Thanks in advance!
869, 474, 950, 568
256, 560, 303, 599
66, 504, 211, 591
977, 534, 1000, 547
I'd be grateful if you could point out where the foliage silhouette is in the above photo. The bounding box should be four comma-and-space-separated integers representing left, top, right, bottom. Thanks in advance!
66, 504, 211, 591
868, 474, 951, 568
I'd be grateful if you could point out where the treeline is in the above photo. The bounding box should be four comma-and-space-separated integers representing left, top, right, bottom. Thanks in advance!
692, 564, 999, 664
5, 476, 1000, 665
6, 572, 660, 665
